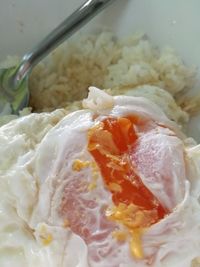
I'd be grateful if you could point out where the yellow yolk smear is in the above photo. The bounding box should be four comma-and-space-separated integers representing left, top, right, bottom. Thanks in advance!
88, 116, 168, 259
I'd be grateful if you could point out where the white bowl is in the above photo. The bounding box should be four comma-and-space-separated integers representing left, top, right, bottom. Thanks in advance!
0, 0, 200, 66
1, 0, 200, 140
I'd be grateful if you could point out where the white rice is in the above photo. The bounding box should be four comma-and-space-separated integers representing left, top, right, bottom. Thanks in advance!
28, 32, 196, 115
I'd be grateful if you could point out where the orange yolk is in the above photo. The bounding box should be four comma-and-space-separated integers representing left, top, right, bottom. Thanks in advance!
88, 116, 168, 258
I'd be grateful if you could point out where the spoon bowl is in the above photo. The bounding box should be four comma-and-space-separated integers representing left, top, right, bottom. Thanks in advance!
0, 66, 29, 114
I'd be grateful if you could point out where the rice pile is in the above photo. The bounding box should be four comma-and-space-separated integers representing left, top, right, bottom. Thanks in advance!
29, 32, 196, 113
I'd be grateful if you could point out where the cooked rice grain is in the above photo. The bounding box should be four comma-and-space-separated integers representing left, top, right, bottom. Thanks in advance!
29, 32, 196, 112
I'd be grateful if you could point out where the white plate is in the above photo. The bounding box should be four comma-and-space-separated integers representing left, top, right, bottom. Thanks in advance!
0, 0, 200, 140
1, 0, 200, 66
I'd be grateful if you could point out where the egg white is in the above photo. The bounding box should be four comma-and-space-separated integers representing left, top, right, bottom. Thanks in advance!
0, 87, 200, 267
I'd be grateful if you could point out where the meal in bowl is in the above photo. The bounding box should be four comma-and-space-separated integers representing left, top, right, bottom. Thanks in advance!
0, 32, 200, 267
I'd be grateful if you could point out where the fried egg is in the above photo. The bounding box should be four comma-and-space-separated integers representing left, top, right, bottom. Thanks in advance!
0, 87, 200, 267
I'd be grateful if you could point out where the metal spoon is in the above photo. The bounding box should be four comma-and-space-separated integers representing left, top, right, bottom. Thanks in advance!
0, 0, 115, 115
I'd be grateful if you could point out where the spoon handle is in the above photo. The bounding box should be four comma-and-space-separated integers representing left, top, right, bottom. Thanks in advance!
13, 0, 115, 85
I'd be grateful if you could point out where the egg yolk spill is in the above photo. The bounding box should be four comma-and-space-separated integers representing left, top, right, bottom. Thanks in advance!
88, 116, 168, 259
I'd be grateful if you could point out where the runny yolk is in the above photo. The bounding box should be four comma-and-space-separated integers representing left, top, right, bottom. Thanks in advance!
88, 116, 168, 259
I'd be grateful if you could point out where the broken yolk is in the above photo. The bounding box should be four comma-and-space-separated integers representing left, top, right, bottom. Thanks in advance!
88, 116, 168, 259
